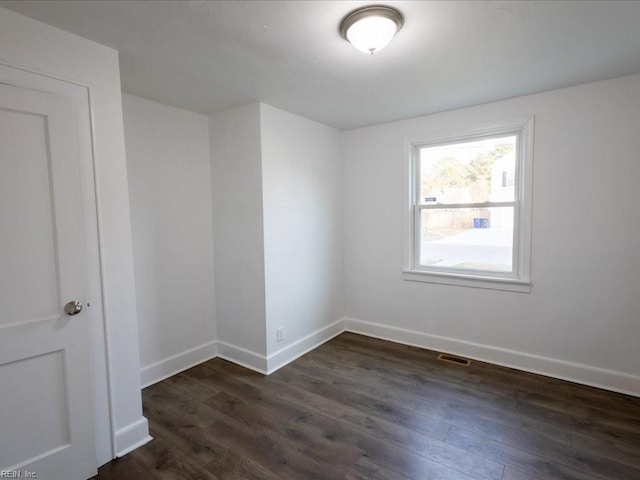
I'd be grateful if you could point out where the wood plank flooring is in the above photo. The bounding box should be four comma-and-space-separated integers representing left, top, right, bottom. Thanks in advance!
93, 333, 640, 480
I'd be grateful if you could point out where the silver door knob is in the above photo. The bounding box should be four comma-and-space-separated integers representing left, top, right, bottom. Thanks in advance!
64, 301, 83, 316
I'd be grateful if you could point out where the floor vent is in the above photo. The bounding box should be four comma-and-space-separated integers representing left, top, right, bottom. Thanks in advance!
437, 353, 471, 367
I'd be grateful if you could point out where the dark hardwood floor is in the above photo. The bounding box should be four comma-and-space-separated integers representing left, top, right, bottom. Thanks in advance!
93, 333, 640, 480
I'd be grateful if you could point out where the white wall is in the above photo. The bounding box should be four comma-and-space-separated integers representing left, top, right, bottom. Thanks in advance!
0, 6, 149, 461
209, 104, 268, 365
209, 103, 343, 372
342, 74, 640, 395
260, 105, 343, 369
122, 94, 217, 387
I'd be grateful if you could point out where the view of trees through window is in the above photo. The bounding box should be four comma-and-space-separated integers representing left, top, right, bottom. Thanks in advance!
417, 135, 517, 273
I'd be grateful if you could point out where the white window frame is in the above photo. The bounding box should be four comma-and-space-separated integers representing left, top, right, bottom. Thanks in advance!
403, 116, 534, 292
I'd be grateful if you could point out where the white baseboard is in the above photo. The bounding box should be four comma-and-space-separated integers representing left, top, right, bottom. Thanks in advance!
137, 318, 639, 405
344, 317, 640, 397
217, 341, 268, 374
115, 417, 152, 457
266, 319, 345, 374
140, 341, 218, 388
214, 319, 346, 375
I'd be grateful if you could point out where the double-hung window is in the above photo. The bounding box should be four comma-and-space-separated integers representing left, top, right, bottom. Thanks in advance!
405, 117, 533, 292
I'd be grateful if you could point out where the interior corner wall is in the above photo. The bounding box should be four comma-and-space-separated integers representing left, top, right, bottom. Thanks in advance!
260, 104, 343, 368
122, 94, 217, 387
342, 73, 640, 395
0, 6, 149, 463
209, 103, 268, 368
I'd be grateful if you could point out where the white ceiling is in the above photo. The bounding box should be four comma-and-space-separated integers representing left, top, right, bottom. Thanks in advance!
2, 1, 640, 130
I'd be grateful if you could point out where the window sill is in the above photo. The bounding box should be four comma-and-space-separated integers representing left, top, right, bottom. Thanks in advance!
402, 269, 531, 293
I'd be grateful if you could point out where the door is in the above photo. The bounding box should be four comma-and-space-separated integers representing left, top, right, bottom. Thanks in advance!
0, 83, 97, 479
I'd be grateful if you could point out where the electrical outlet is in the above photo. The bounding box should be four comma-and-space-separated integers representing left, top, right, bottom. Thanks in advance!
276, 327, 284, 342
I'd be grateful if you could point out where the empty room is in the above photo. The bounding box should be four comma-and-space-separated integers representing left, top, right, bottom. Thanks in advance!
1, 1, 639, 479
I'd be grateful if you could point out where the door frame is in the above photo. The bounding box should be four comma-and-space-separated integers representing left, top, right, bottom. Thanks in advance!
0, 61, 116, 466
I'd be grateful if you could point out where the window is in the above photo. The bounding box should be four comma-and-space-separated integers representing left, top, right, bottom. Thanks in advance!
404, 117, 533, 292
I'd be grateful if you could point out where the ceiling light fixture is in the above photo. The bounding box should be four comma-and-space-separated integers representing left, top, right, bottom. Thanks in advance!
340, 5, 403, 55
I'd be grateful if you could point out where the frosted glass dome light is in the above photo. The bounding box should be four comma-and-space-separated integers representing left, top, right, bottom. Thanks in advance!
340, 6, 403, 55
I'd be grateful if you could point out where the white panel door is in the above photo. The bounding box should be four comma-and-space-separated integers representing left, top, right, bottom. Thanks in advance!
0, 83, 96, 479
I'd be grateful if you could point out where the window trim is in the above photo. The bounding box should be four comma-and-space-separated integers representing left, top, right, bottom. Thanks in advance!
403, 116, 534, 292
